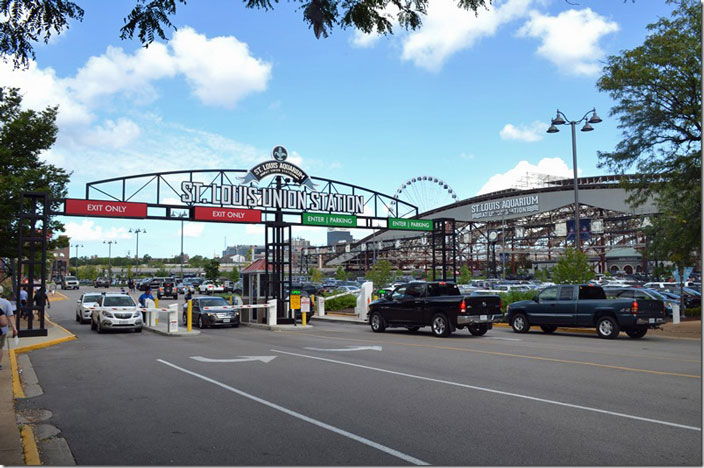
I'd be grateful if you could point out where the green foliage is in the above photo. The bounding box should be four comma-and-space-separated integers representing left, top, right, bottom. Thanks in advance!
203, 259, 220, 281
533, 268, 549, 282
228, 267, 240, 282
154, 268, 170, 277
365, 260, 392, 289
597, 0, 701, 268
324, 294, 356, 311
189, 255, 206, 268
551, 248, 595, 285
458, 265, 471, 284
685, 307, 700, 318
335, 266, 347, 281
0, 87, 69, 259
309, 267, 323, 283
79, 265, 98, 281
499, 291, 537, 314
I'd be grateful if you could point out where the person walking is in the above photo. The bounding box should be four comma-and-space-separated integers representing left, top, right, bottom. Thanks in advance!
33, 286, 50, 321
0, 287, 19, 371
18, 286, 28, 320
138, 288, 155, 322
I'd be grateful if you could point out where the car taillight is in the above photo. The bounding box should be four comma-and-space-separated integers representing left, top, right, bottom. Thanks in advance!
459, 299, 466, 314
631, 301, 638, 314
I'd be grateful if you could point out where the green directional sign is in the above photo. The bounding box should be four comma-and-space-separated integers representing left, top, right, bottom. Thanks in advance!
388, 218, 433, 231
302, 212, 357, 227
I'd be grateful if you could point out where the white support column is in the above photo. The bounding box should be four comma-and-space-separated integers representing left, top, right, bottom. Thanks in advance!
168, 303, 178, 333
267, 299, 277, 326
316, 296, 326, 317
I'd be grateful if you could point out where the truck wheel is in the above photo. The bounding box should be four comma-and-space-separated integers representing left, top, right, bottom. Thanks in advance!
468, 324, 488, 336
511, 314, 530, 333
540, 325, 557, 334
370, 312, 385, 333
625, 327, 647, 339
596, 316, 620, 339
431, 314, 451, 337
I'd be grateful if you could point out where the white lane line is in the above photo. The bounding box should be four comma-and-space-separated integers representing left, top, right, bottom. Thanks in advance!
304, 346, 383, 352
270, 350, 701, 433
484, 337, 522, 341
190, 356, 277, 363
157, 359, 429, 466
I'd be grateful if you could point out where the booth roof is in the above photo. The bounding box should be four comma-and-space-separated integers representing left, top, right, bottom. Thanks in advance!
241, 258, 275, 273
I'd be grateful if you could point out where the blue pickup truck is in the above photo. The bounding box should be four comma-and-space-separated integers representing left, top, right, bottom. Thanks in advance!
505, 284, 666, 339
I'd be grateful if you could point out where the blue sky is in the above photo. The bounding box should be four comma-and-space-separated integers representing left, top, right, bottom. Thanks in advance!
2, 0, 674, 260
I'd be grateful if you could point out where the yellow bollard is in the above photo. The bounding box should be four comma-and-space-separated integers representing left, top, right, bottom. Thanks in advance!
229, 296, 233, 305
154, 297, 159, 324
302, 311, 307, 327
155, 297, 159, 308
187, 299, 192, 332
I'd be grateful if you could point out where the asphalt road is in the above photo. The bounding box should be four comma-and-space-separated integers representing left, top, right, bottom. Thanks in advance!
17, 287, 703, 465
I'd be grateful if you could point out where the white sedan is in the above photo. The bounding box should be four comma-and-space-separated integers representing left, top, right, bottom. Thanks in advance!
198, 281, 224, 295
75, 293, 102, 324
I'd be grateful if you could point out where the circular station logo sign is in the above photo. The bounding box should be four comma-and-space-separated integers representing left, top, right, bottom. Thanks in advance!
272, 145, 288, 162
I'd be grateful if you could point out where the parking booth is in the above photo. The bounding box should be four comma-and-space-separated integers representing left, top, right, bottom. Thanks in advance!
241, 259, 271, 324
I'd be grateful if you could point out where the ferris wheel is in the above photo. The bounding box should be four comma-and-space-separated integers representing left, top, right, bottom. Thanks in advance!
390, 176, 458, 215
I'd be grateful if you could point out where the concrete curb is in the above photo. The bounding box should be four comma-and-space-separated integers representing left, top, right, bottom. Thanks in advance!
20, 425, 40, 466
142, 327, 201, 337
241, 322, 314, 331
309, 316, 367, 325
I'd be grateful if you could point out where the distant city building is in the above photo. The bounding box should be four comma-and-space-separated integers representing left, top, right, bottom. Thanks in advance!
327, 228, 353, 245
50, 246, 70, 280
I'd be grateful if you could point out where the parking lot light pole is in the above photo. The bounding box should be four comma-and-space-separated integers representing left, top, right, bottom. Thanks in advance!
103, 241, 116, 282
129, 228, 146, 272
546, 108, 602, 251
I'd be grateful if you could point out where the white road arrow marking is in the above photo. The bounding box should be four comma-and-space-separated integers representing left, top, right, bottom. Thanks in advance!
303, 346, 382, 352
190, 356, 277, 363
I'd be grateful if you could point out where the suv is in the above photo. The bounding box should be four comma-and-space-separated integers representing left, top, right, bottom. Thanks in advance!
157, 279, 178, 300
91, 293, 143, 333
62, 275, 80, 290
94, 277, 110, 288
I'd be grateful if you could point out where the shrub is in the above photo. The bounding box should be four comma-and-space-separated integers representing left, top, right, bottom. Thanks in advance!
498, 291, 537, 314
325, 294, 357, 311
685, 307, 701, 318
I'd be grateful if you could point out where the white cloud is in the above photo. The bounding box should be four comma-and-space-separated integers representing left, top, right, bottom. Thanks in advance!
477, 157, 574, 195
79, 118, 142, 148
401, 0, 534, 71
351, 30, 383, 48
180, 222, 205, 238
63, 220, 132, 241
499, 121, 547, 142
517, 8, 619, 75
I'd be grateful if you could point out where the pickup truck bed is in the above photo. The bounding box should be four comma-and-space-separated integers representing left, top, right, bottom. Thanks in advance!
367, 281, 502, 337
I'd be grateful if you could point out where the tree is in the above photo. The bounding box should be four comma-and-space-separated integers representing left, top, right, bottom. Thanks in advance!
189, 255, 206, 269
203, 258, 220, 281
1, 0, 492, 69
551, 248, 594, 285
533, 267, 549, 282
365, 259, 392, 289
458, 265, 471, 284
597, 0, 701, 269
79, 264, 98, 281
0, 87, 69, 260
154, 268, 170, 277
308, 267, 323, 283
228, 266, 240, 282
334, 266, 347, 281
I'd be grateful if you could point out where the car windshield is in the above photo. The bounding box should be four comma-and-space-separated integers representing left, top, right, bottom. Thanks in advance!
103, 296, 135, 307
199, 298, 229, 307
645, 289, 667, 300
83, 294, 102, 303
65, 276, 77, 281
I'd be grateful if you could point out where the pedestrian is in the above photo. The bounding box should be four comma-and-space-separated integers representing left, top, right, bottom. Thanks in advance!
19, 286, 28, 320
0, 286, 19, 371
138, 287, 154, 307
33, 286, 50, 321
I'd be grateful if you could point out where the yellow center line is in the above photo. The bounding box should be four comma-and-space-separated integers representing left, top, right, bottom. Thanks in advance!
50, 291, 69, 302
280, 331, 701, 379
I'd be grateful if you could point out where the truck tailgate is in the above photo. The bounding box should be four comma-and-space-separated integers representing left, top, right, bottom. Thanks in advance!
464, 295, 501, 315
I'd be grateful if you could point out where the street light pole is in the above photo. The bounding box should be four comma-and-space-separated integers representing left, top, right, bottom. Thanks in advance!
103, 241, 116, 282
129, 228, 146, 272
547, 108, 602, 251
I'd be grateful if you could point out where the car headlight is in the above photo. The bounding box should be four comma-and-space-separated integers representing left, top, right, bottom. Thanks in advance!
133, 312, 141, 318
103, 312, 114, 318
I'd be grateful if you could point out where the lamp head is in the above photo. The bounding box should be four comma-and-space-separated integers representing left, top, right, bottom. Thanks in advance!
588, 110, 602, 124
552, 111, 566, 125
546, 125, 560, 134
581, 122, 594, 132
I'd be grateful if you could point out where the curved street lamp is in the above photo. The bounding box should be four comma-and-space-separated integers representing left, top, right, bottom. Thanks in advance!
546, 108, 602, 251
103, 240, 117, 281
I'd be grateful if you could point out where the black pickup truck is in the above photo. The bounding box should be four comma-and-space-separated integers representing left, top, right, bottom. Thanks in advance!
505, 284, 666, 339
367, 281, 502, 337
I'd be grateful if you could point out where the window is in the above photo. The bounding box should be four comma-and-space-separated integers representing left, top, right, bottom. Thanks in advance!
406, 284, 425, 298
103, 296, 136, 307
83, 294, 101, 303
578, 286, 606, 300
539, 287, 558, 301
199, 298, 229, 307
558, 286, 574, 301
427, 283, 460, 297
392, 287, 407, 299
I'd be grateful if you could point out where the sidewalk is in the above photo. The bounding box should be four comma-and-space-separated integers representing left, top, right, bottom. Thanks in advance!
0, 314, 76, 466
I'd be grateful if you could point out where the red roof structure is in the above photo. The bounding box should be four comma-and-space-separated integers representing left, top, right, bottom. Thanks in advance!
241, 258, 274, 273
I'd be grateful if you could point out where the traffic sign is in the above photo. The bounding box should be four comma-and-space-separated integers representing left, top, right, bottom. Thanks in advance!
302, 213, 357, 227
301, 297, 310, 313
290, 292, 301, 309
387, 218, 433, 231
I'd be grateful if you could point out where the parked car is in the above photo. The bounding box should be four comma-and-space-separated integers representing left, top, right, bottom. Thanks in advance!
505, 284, 665, 339
605, 287, 678, 317
198, 280, 224, 295
91, 293, 143, 333
75, 292, 102, 324
368, 281, 503, 337
94, 277, 110, 288
137, 278, 153, 291
61, 275, 80, 290
176, 282, 195, 295
182, 296, 240, 328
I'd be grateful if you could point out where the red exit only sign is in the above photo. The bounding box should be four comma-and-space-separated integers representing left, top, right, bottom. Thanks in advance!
65, 199, 147, 218
193, 206, 261, 223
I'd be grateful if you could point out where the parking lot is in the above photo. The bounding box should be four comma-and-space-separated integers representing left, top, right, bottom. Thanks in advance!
16, 287, 703, 465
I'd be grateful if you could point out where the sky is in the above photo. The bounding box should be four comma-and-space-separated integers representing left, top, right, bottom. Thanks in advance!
2, 0, 676, 260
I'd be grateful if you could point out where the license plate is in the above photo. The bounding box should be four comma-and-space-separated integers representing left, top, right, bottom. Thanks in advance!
119, 320, 130, 325
480, 315, 488, 321
649, 318, 655, 324
223, 318, 230, 323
